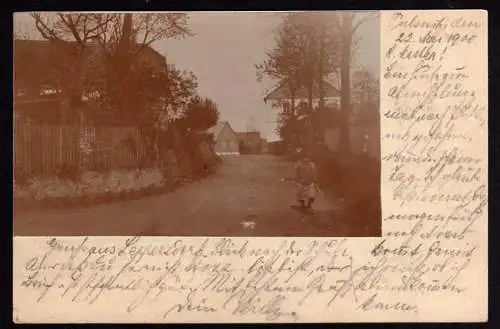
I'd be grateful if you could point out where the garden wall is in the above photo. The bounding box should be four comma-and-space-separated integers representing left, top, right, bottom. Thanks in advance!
14, 168, 164, 200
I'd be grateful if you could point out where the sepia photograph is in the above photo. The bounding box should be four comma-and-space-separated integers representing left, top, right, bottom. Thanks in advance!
13, 11, 381, 237
12, 10, 489, 323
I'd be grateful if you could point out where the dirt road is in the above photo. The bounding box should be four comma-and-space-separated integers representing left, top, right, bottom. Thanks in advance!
14, 155, 376, 237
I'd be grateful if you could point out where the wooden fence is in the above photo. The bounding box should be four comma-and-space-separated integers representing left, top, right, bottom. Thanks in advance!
14, 122, 148, 178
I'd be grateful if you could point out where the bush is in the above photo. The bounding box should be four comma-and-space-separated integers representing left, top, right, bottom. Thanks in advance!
337, 153, 380, 197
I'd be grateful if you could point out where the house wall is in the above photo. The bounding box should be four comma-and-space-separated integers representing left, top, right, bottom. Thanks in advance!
245, 132, 262, 153
323, 122, 380, 161
268, 141, 285, 155
237, 132, 263, 154
215, 124, 239, 155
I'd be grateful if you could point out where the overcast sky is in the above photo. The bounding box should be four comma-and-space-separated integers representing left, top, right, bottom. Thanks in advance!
14, 12, 380, 140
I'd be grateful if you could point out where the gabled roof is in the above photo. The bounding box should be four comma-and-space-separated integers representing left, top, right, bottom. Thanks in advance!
236, 131, 260, 137
207, 121, 233, 140
236, 131, 261, 142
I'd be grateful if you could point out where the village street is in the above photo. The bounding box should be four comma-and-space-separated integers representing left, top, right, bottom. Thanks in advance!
14, 155, 372, 237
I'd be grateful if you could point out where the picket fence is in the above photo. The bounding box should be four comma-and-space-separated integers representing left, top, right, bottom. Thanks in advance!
14, 122, 148, 178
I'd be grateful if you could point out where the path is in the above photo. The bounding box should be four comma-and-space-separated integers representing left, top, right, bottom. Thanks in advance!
14, 155, 373, 237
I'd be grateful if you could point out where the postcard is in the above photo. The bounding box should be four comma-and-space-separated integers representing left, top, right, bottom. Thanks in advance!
13, 10, 487, 323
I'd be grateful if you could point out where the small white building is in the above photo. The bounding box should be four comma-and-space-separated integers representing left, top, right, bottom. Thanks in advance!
207, 121, 240, 156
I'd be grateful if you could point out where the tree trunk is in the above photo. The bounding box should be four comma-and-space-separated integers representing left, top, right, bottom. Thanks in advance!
339, 13, 353, 155
139, 125, 158, 167
117, 13, 133, 122
318, 35, 325, 113
307, 79, 314, 150
317, 35, 326, 148
60, 93, 70, 125
62, 49, 85, 179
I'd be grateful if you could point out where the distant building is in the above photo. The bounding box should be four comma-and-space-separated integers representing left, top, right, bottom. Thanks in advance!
207, 121, 240, 155
263, 79, 341, 106
263, 66, 380, 161
323, 69, 380, 161
268, 140, 286, 155
236, 131, 263, 154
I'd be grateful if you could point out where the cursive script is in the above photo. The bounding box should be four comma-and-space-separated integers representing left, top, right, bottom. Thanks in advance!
13, 10, 487, 323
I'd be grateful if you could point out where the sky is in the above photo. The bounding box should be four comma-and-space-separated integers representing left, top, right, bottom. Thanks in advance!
14, 12, 380, 141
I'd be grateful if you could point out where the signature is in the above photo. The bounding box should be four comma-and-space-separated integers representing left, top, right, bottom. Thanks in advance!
223, 290, 298, 321
164, 289, 218, 318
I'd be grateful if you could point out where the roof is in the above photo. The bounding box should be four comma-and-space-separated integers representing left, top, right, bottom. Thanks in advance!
13, 39, 166, 71
207, 121, 234, 140
236, 131, 260, 137
236, 131, 261, 142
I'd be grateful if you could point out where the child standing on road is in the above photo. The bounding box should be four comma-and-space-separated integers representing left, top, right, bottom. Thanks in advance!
294, 153, 318, 210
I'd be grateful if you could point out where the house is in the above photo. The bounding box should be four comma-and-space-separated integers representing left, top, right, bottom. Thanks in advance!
236, 131, 263, 154
268, 140, 286, 155
14, 39, 167, 125
14, 39, 166, 96
207, 121, 240, 155
263, 67, 380, 161
263, 79, 341, 106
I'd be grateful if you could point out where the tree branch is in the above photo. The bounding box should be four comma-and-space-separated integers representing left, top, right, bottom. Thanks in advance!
62, 14, 83, 44
331, 12, 342, 30
351, 35, 362, 61
351, 11, 379, 35
85, 15, 115, 40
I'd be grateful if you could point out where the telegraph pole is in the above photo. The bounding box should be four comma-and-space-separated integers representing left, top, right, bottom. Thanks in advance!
246, 116, 257, 132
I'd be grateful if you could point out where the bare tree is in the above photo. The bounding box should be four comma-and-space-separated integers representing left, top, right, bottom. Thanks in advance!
351, 68, 380, 123
29, 13, 194, 167
257, 12, 341, 150
29, 13, 192, 120
91, 14, 192, 120
30, 14, 114, 122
